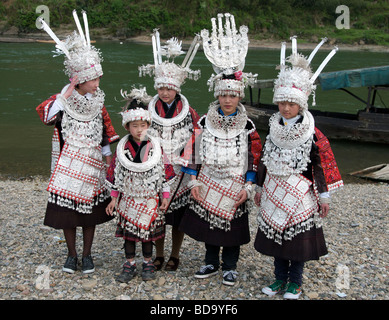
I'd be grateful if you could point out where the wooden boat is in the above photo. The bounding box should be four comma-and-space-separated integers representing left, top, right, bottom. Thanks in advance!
349, 163, 389, 182
246, 65, 389, 144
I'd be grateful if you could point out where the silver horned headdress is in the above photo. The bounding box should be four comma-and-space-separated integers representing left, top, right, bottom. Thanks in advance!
201, 13, 257, 98
138, 29, 201, 93
273, 36, 338, 109
120, 86, 153, 128
38, 10, 103, 84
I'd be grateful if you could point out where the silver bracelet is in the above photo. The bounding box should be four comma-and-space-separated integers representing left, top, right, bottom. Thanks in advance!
254, 185, 262, 193
244, 183, 253, 199
187, 179, 202, 189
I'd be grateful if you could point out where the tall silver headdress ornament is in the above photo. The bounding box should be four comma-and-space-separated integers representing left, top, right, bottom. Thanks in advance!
138, 29, 201, 93
119, 86, 153, 128
38, 10, 103, 84
201, 13, 257, 98
273, 36, 338, 109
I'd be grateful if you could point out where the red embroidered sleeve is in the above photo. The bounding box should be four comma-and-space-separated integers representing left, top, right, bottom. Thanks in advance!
106, 151, 117, 186
189, 106, 201, 130
249, 130, 262, 172
36, 94, 59, 125
102, 106, 120, 144
314, 128, 344, 191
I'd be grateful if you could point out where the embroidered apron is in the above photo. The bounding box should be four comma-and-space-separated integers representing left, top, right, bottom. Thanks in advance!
197, 164, 245, 222
47, 89, 106, 214
191, 103, 250, 231
48, 143, 106, 213
113, 135, 165, 240
258, 173, 319, 244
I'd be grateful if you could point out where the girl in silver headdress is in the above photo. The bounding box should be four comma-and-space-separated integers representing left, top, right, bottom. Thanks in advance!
254, 37, 343, 299
179, 13, 262, 286
139, 31, 201, 272
36, 11, 119, 274
105, 87, 170, 282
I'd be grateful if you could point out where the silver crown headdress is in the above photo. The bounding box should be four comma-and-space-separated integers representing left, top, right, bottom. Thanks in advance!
38, 10, 103, 84
273, 36, 338, 109
119, 86, 153, 128
201, 13, 257, 98
138, 29, 201, 93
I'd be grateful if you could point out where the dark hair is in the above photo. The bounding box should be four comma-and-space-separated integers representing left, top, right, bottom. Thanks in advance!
123, 99, 148, 111
222, 73, 237, 80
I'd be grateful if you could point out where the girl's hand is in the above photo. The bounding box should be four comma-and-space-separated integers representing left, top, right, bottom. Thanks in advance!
191, 186, 202, 202
106, 197, 117, 216
105, 155, 112, 167
254, 192, 262, 206
159, 198, 169, 211
234, 189, 248, 208
63, 75, 79, 99
320, 203, 330, 218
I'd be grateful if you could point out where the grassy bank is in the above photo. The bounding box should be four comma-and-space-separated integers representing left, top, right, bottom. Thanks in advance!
1, 0, 389, 45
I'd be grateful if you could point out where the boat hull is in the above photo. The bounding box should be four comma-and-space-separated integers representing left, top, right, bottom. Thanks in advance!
245, 104, 389, 144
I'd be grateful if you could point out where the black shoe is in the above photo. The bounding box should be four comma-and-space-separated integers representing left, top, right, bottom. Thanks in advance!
82, 255, 95, 274
222, 270, 238, 286
194, 264, 218, 279
142, 260, 156, 281
62, 256, 77, 274
116, 262, 137, 283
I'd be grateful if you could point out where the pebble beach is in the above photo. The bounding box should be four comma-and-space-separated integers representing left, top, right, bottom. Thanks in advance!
0, 177, 388, 301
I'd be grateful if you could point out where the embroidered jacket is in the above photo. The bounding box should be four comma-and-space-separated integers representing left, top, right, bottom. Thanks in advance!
256, 116, 343, 193
36, 93, 119, 172
36, 90, 119, 214
148, 93, 201, 212
255, 114, 343, 244
182, 104, 262, 231
106, 135, 169, 239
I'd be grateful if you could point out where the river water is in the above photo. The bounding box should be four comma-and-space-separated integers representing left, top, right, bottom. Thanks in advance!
1, 41, 388, 180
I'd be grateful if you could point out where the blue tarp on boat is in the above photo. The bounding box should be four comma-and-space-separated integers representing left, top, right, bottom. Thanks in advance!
318, 65, 389, 91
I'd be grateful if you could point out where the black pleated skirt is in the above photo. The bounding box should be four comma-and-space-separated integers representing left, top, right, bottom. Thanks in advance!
254, 226, 328, 262
179, 207, 250, 247
44, 198, 114, 229
165, 205, 187, 228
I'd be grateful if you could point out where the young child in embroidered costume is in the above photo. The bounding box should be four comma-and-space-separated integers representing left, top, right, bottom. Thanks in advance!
253, 37, 343, 299
179, 13, 262, 286
36, 11, 119, 274
138, 31, 201, 271
105, 87, 170, 282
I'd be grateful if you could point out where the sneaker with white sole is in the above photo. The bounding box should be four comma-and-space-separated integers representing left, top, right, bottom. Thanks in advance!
116, 261, 137, 283
262, 280, 287, 296
194, 264, 218, 279
62, 256, 77, 274
222, 270, 238, 286
283, 282, 302, 300
82, 255, 95, 274
142, 260, 156, 281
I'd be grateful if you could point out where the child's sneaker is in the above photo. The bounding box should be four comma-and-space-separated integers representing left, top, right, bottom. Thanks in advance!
262, 280, 286, 296
222, 270, 238, 286
194, 264, 218, 279
142, 260, 156, 281
283, 282, 302, 300
82, 255, 95, 274
62, 256, 77, 274
116, 261, 137, 283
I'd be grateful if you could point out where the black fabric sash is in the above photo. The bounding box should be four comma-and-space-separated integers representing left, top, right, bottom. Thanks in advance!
128, 136, 149, 163
159, 94, 180, 119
